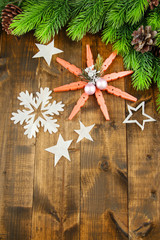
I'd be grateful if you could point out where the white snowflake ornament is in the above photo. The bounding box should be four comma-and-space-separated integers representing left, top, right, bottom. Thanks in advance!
11, 88, 64, 138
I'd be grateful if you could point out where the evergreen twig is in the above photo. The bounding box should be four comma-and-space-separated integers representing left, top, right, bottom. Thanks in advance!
67, 0, 106, 40
10, 0, 71, 43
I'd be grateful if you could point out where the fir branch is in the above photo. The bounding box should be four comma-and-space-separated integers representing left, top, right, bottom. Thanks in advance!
113, 25, 134, 54
156, 92, 160, 112
10, 0, 49, 35
68, 0, 89, 19
106, 1, 127, 29
10, 0, 70, 43
153, 56, 160, 88
102, 25, 117, 45
147, 7, 160, 30
102, 24, 135, 54
67, 0, 105, 41
123, 49, 140, 70
156, 30, 160, 46
104, 0, 148, 28
126, 0, 149, 25
124, 50, 154, 90
34, 0, 70, 43
113, 37, 131, 55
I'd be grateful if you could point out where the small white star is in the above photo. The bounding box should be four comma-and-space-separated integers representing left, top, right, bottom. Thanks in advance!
33, 40, 63, 66
74, 121, 95, 142
123, 101, 156, 130
45, 134, 73, 166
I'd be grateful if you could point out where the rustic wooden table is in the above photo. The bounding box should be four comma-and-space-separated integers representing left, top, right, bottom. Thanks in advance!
0, 30, 159, 240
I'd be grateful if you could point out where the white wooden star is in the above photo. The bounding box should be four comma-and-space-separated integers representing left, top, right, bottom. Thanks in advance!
45, 134, 73, 166
123, 101, 156, 130
33, 40, 63, 66
74, 121, 95, 142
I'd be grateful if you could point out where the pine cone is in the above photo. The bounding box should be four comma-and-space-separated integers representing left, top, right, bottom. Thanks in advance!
147, 0, 159, 9
1, 4, 22, 34
131, 26, 157, 54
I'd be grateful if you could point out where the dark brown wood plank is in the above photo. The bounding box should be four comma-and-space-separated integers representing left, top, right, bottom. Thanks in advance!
80, 34, 128, 240
1, 28, 160, 240
0, 32, 38, 240
30, 30, 81, 240
126, 86, 160, 239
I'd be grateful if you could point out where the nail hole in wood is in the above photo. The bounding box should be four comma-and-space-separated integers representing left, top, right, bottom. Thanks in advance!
146, 154, 152, 161
100, 160, 109, 172
151, 190, 157, 200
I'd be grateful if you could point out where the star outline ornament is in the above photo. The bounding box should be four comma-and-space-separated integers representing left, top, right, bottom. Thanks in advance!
123, 101, 156, 130
74, 121, 95, 142
54, 45, 137, 120
45, 134, 73, 166
33, 39, 63, 66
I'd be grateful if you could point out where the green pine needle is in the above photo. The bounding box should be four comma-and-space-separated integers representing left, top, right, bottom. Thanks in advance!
102, 25, 117, 45
147, 7, 160, 30
153, 57, 160, 113
67, 0, 105, 41
10, 0, 70, 43
124, 50, 154, 90
156, 93, 160, 112
34, 0, 70, 43
126, 0, 149, 25
10, 0, 49, 36
153, 56, 160, 87
102, 24, 135, 55
106, 1, 127, 28
104, 0, 148, 28
155, 30, 160, 47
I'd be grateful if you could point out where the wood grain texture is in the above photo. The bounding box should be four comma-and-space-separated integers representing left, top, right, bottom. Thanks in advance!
125, 85, 160, 239
0, 33, 37, 240
80, 34, 128, 240
0, 29, 159, 240
31, 30, 81, 240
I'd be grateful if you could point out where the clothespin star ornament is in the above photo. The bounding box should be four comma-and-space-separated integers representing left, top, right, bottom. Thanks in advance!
54, 45, 137, 120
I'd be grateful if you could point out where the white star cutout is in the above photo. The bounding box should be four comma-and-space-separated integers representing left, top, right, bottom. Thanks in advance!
123, 101, 156, 130
45, 134, 73, 166
74, 121, 95, 142
33, 40, 63, 66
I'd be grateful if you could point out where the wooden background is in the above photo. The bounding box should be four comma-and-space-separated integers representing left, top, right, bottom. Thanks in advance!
0, 29, 160, 240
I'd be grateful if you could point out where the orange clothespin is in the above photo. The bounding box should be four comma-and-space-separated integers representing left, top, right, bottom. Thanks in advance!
54, 81, 87, 92
56, 57, 82, 77
86, 45, 94, 67
95, 89, 110, 120
102, 51, 117, 72
103, 70, 133, 82
105, 85, 137, 102
69, 93, 89, 120
54, 45, 137, 121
